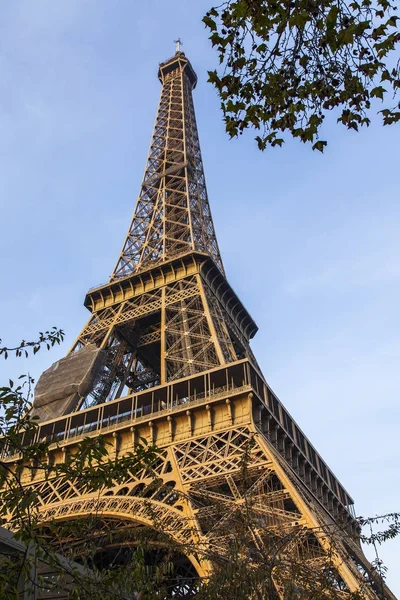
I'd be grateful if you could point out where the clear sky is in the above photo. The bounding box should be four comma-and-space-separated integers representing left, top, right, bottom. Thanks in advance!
0, 0, 399, 592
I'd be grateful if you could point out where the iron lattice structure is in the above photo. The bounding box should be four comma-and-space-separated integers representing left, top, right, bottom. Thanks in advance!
112, 52, 223, 279
2, 50, 397, 599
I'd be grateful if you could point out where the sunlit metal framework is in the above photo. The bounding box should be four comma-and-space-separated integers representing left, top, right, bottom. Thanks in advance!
3, 50, 397, 599
112, 52, 223, 279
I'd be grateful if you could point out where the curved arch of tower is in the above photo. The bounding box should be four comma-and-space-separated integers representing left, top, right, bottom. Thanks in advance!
2, 49, 397, 599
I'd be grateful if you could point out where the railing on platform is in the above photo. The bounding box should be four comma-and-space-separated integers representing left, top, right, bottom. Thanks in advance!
0, 360, 251, 458
0, 358, 355, 517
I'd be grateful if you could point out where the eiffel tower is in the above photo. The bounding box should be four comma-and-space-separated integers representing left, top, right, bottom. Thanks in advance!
4, 47, 397, 598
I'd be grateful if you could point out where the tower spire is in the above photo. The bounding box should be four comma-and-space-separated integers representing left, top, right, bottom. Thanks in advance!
111, 51, 224, 281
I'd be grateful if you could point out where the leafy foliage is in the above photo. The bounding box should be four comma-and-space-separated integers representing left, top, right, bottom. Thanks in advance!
0, 327, 65, 360
359, 512, 400, 545
203, 0, 400, 150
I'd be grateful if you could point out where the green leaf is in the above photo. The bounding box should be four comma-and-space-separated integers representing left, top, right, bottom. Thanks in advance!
234, 57, 246, 69
380, 70, 392, 82
207, 70, 219, 85
299, 55, 309, 68
210, 32, 222, 47
290, 13, 309, 28
372, 24, 388, 41
387, 15, 399, 27
255, 136, 267, 150
234, 1, 248, 19
370, 86, 386, 99
312, 140, 327, 152
271, 138, 284, 147
225, 99, 234, 112
326, 6, 339, 29
203, 15, 217, 31
354, 20, 371, 36
340, 24, 356, 45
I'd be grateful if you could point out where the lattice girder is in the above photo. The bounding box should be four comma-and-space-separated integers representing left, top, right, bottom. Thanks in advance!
6, 388, 394, 599
65, 256, 255, 408
111, 53, 224, 279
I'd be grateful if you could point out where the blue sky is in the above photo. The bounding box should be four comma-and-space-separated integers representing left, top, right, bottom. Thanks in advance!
0, 0, 399, 591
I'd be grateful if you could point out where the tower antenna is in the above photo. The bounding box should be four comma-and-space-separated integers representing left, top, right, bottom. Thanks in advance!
174, 38, 182, 53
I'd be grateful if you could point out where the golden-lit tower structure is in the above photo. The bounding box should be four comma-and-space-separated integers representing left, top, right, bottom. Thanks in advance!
3, 48, 397, 598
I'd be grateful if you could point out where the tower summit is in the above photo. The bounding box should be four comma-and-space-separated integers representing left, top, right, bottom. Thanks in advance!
4, 50, 397, 598
112, 48, 222, 280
